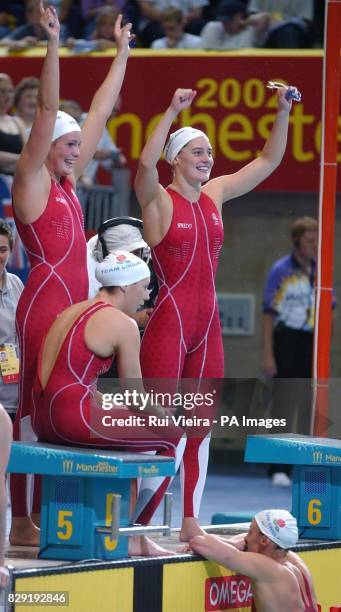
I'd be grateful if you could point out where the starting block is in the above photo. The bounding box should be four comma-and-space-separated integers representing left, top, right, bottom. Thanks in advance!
245, 434, 341, 540
8, 442, 175, 561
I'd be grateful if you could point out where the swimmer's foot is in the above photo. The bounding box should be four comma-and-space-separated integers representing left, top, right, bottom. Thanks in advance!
128, 535, 174, 557
9, 517, 40, 547
179, 517, 206, 542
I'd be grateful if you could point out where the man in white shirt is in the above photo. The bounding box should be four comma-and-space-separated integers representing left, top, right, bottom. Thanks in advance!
201, 0, 269, 50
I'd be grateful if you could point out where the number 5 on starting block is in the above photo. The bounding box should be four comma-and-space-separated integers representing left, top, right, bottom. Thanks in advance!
46, 477, 85, 546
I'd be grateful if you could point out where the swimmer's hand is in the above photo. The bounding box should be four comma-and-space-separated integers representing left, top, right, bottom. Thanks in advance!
267, 80, 295, 112
114, 14, 134, 55
39, 1, 60, 41
170, 89, 197, 114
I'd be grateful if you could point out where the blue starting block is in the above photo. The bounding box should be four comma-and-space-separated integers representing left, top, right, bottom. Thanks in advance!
245, 434, 341, 541
8, 442, 175, 561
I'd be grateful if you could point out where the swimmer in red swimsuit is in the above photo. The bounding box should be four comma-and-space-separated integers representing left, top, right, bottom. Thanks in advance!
135, 87, 293, 541
32, 251, 186, 557
190, 509, 318, 612
10, 2, 132, 546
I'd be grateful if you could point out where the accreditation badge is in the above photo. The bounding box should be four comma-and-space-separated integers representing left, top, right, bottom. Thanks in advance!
0, 343, 19, 384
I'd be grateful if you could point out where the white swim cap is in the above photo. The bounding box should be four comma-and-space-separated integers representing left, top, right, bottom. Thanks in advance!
255, 509, 298, 549
95, 251, 150, 287
52, 111, 81, 142
102, 224, 147, 256
164, 127, 208, 164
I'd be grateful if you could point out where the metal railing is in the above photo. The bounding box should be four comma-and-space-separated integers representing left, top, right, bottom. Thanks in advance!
96, 492, 173, 540
79, 169, 132, 231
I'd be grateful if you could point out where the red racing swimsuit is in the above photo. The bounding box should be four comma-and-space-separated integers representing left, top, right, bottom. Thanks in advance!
299, 571, 316, 611
140, 188, 224, 517
12, 178, 89, 517
32, 302, 185, 525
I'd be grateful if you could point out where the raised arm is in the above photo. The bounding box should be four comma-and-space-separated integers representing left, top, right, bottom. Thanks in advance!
134, 89, 196, 245
135, 89, 196, 209
73, 15, 131, 180
13, 1, 60, 223
206, 88, 292, 209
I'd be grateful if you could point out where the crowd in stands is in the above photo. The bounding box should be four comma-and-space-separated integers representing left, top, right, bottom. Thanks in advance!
0, 1, 325, 51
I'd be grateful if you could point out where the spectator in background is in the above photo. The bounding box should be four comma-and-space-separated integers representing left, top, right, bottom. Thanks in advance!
45, 0, 73, 30
0, 74, 26, 287
248, 0, 313, 48
67, 7, 120, 52
0, 3, 25, 35
14, 77, 40, 139
80, 0, 129, 37
262, 217, 327, 486
89, 7, 119, 49
137, 0, 208, 48
0, 73, 26, 177
0, 220, 23, 423
0, 9, 17, 39
201, 0, 269, 50
151, 7, 202, 49
1, 0, 68, 49
42, 0, 83, 38
0, 404, 12, 589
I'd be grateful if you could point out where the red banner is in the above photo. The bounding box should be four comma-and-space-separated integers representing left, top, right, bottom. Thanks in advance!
2, 51, 341, 191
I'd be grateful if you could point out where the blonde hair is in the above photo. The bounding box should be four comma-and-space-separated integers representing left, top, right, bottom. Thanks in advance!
92, 8, 119, 39
291, 217, 318, 244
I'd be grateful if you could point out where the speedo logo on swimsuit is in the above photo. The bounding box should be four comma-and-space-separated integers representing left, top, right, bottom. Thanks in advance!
177, 222, 192, 229
55, 197, 67, 204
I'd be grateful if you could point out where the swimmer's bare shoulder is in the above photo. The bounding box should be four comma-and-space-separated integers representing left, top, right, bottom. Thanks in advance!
250, 559, 305, 612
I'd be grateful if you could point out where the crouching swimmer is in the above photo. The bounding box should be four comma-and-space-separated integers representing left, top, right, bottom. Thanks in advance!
189, 509, 318, 612
32, 251, 186, 556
